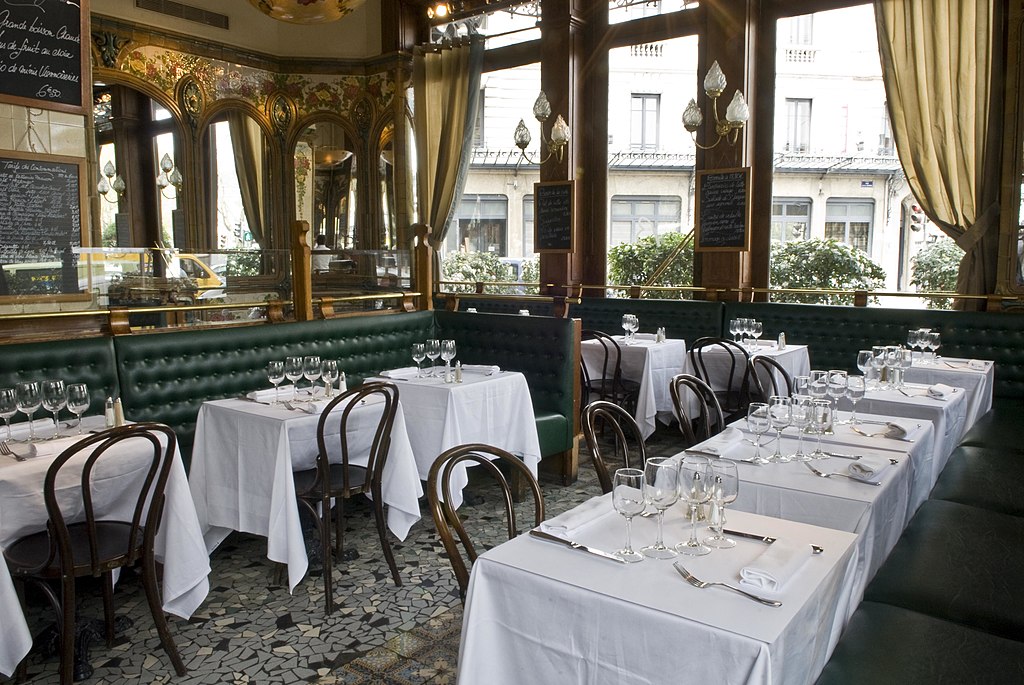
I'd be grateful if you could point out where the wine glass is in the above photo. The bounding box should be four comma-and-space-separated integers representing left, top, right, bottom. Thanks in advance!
827, 370, 848, 424
793, 375, 810, 396
441, 339, 457, 378
411, 343, 426, 378
810, 399, 832, 459
267, 360, 285, 404
746, 402, 771, 465
789, 395, 813, 461
885, 346, 902, 390
906, 329, 922, 362
846, 375, 865, 426
704, 460, 739, 549
284, 356, 303, 398
621, 314, 632, 343
728, 318, 740, 344
676, 455, 713, 556
917, 328, 933, 363
856, 350, 874, 377
871, 345, 888, 388
303, 355, 322, 394
640, 457, 679, 559
15, 381, 42, 442
321, 360, 339, 396
926, 331, 941, 362
767, 396, 792, 463
425, 339, 441, 377
628, 315, 639, 343
66, 383, 89, 435
738, 318, 751, 349
749, 320, 763, 348
808, 370, 829, 405
41, 379, 67, 439
0, 387, 17, 441
897, 348, 914, 389
612, 468, 645, 563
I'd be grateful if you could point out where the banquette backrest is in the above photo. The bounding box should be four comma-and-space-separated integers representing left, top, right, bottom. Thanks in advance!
569, 298, 725, 344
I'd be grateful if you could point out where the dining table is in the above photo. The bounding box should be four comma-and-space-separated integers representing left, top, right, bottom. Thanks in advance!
903, 356, 994, 428
694, 340, 811, 395
458, 502, 858, 685
189, 394, 423, 592
0, 416, 211, 678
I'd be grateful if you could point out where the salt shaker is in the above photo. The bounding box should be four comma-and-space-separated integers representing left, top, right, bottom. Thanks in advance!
104, 397, 115, 427
455, 361, 463, 383
778, 332, 786, 349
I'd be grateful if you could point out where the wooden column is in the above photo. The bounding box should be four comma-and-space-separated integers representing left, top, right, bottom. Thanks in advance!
291, 220, 313, 321
579, 1, 609, 294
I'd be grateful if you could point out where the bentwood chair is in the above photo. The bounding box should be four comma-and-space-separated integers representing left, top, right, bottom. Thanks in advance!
2, 423, 187, 685
669, 373, 726, 449
580, 330, 641, 415
688, 337, 754, 422
293, 381, 401, 615
581, 400, 647, 494
427, 443, 544, 601
749, 355, 795, 403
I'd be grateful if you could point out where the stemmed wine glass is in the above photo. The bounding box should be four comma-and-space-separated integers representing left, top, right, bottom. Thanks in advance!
810, 399, 832, 459
621, 314, 631, 343
303, 356, 322, 395
704, 460, 739, 549
808, 370, 829, 430
749, 320, 763, 348
871, 345, 888, 388
885, 346, 902, 390
916, 328, 933, 363
66, 383, 89, 435
284, 356, 303, 399
41, 379, 67, 440
411, 343, 426, 378
640, 457, 679, 559
425, 339, 441, 377
793, 375, 810, 396
856, 350, 874, 378
897, 348, 913, 389
827, 370, 848, 424
267, 361, 285, 404
906, 329, 922, 362
846, 375, 865, 426
925, 331, 941, 363
321, 360, 339, 396
789, 395, 813, 461
15, 381, 42, 442
746, 402, 772, 465
612, 468, 645, 563
0, 387, 17, 441
728, 318, 740, 344
441, 339, 457, 379
767, 396, 792, 463
676, 455, 713, 556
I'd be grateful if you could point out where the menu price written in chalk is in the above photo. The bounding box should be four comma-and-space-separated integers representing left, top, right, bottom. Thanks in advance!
694, 167, 750, 252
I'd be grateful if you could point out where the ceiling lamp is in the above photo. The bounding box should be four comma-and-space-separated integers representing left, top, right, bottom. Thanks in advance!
248, 0, 366, 25
427, 2, 455, 20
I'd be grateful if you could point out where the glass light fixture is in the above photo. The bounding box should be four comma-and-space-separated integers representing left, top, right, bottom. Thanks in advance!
97, 160, 125, 204
513, 91, 571, 166
682, 60, 749, 150
156, 153, 183, 199
247, 0, 366, 25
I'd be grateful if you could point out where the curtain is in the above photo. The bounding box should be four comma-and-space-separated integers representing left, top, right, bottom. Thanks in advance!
412, 37, 484, 260
874, 0, 1003, 308
228, 112, 266, 247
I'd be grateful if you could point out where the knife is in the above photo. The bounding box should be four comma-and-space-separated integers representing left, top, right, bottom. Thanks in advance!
723, 529, 824, 554
684, 450, 760, 465
529, 529, 627, 564
823, 451, 860, 460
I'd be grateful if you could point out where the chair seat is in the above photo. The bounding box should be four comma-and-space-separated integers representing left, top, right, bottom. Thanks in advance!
4, 521, 140, 578
293, 462, 368, 496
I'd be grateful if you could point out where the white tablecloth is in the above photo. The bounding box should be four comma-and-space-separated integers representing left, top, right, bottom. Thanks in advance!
689, 341, 811, 395
0, 419, 210, 677
370, 370, 541, 508
189, 397, 423, 592
581, 336, 687, 439
903, 357, 994, 429
459, 507, 858, 685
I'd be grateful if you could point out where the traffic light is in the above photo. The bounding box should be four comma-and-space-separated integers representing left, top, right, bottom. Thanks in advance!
909, 204, 927, 231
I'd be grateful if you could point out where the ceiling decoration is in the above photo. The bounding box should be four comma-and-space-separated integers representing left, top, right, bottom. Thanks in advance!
248, 0, 366, 25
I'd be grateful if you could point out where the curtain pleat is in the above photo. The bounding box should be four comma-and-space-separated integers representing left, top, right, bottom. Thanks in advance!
228, 112, 266, 247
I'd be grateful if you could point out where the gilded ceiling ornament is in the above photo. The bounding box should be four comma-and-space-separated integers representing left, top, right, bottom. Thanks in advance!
248, 0, 366, 25
270, 94, 293, 136
179, 79, 204, 129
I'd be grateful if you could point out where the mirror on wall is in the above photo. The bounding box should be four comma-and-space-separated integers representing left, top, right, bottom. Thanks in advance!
379, 123, 396, 250
294, 120, 358, 252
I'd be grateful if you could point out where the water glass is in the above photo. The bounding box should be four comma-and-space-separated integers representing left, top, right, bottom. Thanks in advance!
441, 339, 457, 378
15, 381, 42, 442
267, 361, 285, 404
676, 456, 713, 556
870, 345, 887, 388
612, 468, 646, 563
284, 356, 303, 397
827, 370, 848, 424
66, 383, 90, 435
768, 396, 792, 462
425, 339, 441, 377
303, 355, 322, 393
321, 360, 340, 396
746, 402, 771, 465
789, 395, 813, 461
704, 460, 739, 549
846, 375, 865, 425
897, 348, 913, 388
808, 370, 829, 402
925, 331, 941, 362
0, 387, 17, 441
411, 343, 426, 378
885, 346, 902, 389
810, 399, 832, 459
41, 379, 67, 439
640, 457, 679, 559
906, 329, 922, 361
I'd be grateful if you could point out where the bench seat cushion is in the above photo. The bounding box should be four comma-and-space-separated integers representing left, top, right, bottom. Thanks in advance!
930, 446, 1024, 517
534, 411, 569, 458
958, 401, 1024, 450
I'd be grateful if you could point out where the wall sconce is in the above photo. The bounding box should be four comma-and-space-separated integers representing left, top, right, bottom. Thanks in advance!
156, 153, 183, 199
97, 160, 125, 204
681, 60, 749, 150
513, 91, 571, 166
427, 2, 455, 19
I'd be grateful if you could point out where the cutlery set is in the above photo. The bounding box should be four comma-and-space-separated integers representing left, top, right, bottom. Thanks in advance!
0, 440, 36, 461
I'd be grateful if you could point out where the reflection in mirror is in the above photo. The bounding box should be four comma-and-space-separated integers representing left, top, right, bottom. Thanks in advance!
380, 124, 396, 249
295, 121, 357, 251
201, 111, 268, 250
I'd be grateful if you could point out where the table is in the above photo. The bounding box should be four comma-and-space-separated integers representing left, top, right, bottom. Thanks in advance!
581, 335, 687, 439
371, 369, 541, 508
692, 341, 811, 395
903, 357, 994, 429
189, 397, 423, 591
459, 505, 858, 685
0, 417, 210, 678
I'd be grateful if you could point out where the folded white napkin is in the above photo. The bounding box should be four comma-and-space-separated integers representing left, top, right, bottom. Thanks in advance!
928, 383, 957, 399
694, 426, 744, 455
633, 333, 657, 341
849, 454, 891, 480
540, 494, 614, 537
246, 387, 289, 403
461, 364, 501, 376
739, 539, 812, 594
968, 359, 988, 370
379, 367, 421, 380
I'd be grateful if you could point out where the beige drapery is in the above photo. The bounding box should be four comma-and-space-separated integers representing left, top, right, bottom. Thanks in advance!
412, 38, 483, 258
228, 112, 266, 247
874, 0, 1003, 308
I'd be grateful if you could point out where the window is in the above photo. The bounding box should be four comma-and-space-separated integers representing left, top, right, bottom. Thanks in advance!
771, 198, 811, 243
783, 15, 814, 45
472, 88, 485, 149
610, 195, 682, 246
785, 98, 811, 153
878, 103, 894, 156
825, 199, 873, 253
630, 94, 660, 151
523, 195, 534, 255
447, 194, 508, 256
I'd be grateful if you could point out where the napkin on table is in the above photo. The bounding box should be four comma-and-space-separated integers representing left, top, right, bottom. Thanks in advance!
968, 359, 988, 371
540, 494, 614, 537
379, 367, 422, 380
927, 383, 957, 399
739, 538, 812, 594
849, 454, 891, 481
693, 426, 744, 455
460, 364, 501, 376
246, 387, 293, 403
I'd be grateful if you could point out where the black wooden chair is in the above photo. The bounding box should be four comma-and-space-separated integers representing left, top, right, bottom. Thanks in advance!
668, 373, 726, 449
581, 400, 647, 494
749, 355, 795, 402
580, 329, 641, 415
688, 337, 754, 422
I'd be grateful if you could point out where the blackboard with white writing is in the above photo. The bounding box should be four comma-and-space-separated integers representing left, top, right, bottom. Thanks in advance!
695, 167, 751, 252
0, 0, 89, 113
534, 180, 574, 253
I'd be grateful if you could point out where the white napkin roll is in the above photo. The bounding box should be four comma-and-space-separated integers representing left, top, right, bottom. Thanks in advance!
460, 364, 501, 376
246, 388, 284, 403
739, 539, 812, 594
968, 359, 987, 370
633, 333, 657, 341
694, 426, 743, 455
379, 367, 421, 380
928, 383, 957, 399
540, 494, 614, 537
849, 454, 890, 480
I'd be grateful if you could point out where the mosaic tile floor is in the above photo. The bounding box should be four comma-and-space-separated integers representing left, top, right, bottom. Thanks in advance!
4, 425, 685, 684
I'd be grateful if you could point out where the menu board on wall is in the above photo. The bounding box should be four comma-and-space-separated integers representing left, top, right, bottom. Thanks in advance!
534, 180, 574, 253
0, 151, 87, 297
694, 167, 751, 252
0, 0, 90, 113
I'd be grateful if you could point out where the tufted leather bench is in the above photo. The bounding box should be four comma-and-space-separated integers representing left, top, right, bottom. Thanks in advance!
569, 298, 725, 344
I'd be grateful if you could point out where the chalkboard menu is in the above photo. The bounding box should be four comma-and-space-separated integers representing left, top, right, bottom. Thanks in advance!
0, 151, 87, 297
0, 0, 90, 113
534, 180, 574, 253
695, 167, 751, 252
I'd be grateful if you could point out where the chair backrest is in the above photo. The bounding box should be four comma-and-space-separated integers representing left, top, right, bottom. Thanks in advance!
314, 381, 399, 494
427, 443, 544, 600
43, 422, 177, 578
581, 400, 647, 494
580, 329, 627, 403
688, 337, 753, 415
668, 374, 725, 448
749, 355, 794, 403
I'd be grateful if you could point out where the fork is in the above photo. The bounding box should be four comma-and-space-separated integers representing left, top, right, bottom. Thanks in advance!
672, 562, 782, 607
0, 441, 26, 461
802, 461, 881, 486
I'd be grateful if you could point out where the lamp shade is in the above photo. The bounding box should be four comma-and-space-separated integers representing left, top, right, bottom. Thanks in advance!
248, 0, 366, 25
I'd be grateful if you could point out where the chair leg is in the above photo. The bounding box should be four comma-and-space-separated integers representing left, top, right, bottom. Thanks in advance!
102, 572, 116, 647
333, 497, 345, 560
321, 499, 335, 615
141, 552, 187, 676
372, 483, 402, 587
59, 576, 76, 685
